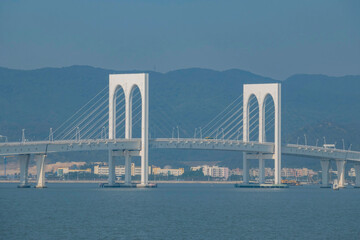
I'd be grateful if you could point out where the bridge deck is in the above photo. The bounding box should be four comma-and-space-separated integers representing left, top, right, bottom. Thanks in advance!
0, 138, 359, 162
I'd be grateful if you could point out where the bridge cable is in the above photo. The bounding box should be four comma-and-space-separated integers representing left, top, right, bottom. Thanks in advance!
51, 86, 108, 138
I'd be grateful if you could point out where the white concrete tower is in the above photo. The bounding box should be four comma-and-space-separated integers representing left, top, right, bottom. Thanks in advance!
108, 73, 149, 186
243, 83, 282, 185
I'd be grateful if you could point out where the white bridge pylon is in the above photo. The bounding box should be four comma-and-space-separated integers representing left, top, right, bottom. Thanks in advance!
108, 73, 149, 186
243, 83, 281, 185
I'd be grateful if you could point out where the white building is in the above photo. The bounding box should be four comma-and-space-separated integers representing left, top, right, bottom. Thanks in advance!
191, 165, 229, 180
94, 163, 151, 176
349, 168, 356, 177
152, 167, 184, 176
211, 166, 229, 179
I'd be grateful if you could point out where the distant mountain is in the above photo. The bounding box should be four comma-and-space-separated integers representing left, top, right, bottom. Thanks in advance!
282, 74, 360, 150
0, 66, 278, 140
0, 66, 359, 170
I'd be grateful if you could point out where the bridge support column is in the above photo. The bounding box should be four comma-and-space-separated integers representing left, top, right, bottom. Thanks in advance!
336, 160, 346, 188
35, 154, 47, 188
243, 153, 249, 184
273, 93, 281, 185
108, 150, 116, 186
259, 157, 265, 184
140, 152, 149, 186
354, 164, 360, 188
124, 151, 132, 185
320, 160, 330, 188
140, 76, 149, 187
258, 101, 265, 185
18, 154, 30, 188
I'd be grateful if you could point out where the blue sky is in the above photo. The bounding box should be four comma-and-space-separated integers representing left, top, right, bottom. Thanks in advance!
0, 0, 359, 79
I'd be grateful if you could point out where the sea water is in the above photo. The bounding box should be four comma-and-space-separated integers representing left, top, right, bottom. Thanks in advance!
0, 183, 359, 240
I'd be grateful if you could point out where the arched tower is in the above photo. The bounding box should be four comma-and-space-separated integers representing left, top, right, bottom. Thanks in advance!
108, 73, 149, 186
242, 83, 281, 185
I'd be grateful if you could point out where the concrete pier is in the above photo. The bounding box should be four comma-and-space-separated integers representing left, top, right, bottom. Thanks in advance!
18, 154, 30, 188
320, 160, 331, 188
124, 151, 132, 185
259, 157, 265, 184
108, 150, 116, 186
35, 154, 47, 188
336, 160, 346, 188
242, 153, 249, 184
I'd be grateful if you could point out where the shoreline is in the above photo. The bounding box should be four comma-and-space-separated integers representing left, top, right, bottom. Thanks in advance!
0, 180, 239, 184
0, 180, 317, 185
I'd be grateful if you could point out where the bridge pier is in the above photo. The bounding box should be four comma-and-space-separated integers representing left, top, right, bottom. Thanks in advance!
35, 154, 47, 188
108, 150, 116, 186
354, 164, 360, 188
18, 154, 30, 188
320, 160, 330, 188
336, 160, 346, 188
124, 151, 132, 185
259, 156, 265, 184
242, 153, 249, 184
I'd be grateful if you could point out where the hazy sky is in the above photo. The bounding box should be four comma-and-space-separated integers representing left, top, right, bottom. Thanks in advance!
0, 0, 359, 79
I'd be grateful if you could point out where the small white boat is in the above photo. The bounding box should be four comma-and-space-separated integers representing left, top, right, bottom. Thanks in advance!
332, 179, 340, 190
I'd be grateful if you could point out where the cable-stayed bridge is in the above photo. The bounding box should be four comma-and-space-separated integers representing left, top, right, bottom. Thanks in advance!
1, 73, 359, 189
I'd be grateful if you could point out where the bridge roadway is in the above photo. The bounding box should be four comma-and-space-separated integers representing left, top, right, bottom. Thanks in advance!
0, 138, 360, 162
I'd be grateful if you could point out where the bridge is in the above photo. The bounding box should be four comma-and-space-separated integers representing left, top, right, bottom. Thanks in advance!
1, 73, 359, 188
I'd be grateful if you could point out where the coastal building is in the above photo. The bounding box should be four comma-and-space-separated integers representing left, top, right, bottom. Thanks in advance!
236, 167, 317, 179
250, 168, 259, 177
93, 163, 151, 176
211, 166, 229, 179
190, 166, 203, 171
57, 168, 91, 176
191, 165, 318, 180
348, 168, 356, 177
230, 168, 243, 176
281, 168, 318, 178
246, 168, 275, 178
265, 168, 274, 177
191, 165, 229, 180
152, 167, 184, 176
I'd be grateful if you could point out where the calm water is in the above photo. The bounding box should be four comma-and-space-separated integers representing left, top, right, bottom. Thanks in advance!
0, 183, 359, 240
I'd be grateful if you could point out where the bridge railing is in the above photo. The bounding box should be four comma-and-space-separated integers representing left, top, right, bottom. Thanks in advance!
285, 143, 356, 153
0, 138, 141, 147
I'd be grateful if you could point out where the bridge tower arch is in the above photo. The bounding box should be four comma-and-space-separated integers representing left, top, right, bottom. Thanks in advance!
108, 73, 149, 186
243, 83, 281, 185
